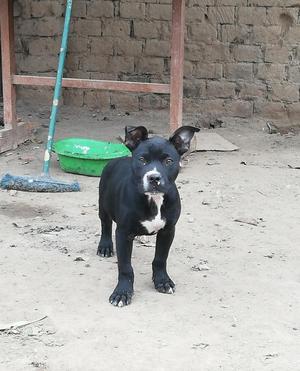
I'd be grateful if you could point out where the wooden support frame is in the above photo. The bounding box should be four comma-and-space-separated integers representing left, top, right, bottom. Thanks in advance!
0, 0, 37, 153
0, 0, 16, 129
12, 75, 170, 94
170, 0, 185, 133
0, 0, 185, 153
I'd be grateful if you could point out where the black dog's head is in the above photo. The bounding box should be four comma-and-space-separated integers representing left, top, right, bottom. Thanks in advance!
124, 125, 199, 195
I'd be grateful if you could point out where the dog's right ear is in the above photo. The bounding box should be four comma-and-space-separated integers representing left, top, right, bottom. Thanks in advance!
169, 126, 200, 156
124, 126, 148, 151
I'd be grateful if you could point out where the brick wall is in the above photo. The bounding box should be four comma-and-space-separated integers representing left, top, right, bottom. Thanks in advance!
13, 0, 300, 124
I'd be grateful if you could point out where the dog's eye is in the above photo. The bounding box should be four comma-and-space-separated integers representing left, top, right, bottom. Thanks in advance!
139, 156, 148, 165
165, 158, 173, 165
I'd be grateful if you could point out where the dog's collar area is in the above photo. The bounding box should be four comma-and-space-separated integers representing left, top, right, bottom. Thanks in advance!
144, 191, 164, 196
144, 192, 165, 203
140, 192, 166, 234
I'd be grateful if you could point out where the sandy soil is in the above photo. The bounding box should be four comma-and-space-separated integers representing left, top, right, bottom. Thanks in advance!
0, 107, 300, 371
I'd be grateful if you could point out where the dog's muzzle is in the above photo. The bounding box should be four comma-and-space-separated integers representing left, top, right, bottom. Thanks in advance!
143, 169, 165, 193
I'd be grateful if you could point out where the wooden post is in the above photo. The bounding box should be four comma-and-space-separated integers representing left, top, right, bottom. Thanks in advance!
0, 0, 17, 130
169, 0, 185, 133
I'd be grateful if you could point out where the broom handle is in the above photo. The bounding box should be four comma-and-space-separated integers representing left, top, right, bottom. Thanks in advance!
42, 0, 73, 175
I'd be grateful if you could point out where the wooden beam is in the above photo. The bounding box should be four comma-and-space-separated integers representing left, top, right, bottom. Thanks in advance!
12, 75, 170, 94
0, 121, 38, 154
169, 0, 185, 133
0, 0, 17, 130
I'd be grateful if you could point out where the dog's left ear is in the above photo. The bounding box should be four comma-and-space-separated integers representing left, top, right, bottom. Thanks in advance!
124, 126, 148, 151
169, 126, 200, 156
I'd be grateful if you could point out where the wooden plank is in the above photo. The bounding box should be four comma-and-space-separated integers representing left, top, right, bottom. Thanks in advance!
0, 0, 17, 130
12, 75, 170, 94
0, 131, 15, 153
194, 132, 239, 152
0, 121, 38, 153
169, 0, 185, 133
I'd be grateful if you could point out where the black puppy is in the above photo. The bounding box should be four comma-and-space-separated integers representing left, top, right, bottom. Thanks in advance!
97, 125, 199, 307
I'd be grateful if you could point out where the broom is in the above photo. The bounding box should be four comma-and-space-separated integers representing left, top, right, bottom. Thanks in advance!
0, 0, 80, 192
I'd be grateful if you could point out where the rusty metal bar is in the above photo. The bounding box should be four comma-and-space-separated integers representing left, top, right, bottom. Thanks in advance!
169, 0, 185, 132
0, 0, 17, 130
12, 75, 170, 94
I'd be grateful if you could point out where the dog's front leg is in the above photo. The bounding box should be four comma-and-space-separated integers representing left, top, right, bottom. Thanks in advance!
109, 227, 134, 307
152, 225, 176, 294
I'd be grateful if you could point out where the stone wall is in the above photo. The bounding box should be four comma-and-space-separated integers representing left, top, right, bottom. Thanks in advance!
12, 0, 300, 124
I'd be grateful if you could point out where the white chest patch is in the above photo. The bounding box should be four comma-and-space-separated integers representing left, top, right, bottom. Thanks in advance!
141, 193, 166, 234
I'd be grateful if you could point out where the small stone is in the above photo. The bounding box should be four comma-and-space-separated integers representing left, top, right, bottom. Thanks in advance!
266, 121, 278, 134
74, 257, 85, 262
207, 160, 220, 166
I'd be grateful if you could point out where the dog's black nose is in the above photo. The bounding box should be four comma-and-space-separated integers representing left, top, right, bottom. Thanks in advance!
148, 174, 161, 184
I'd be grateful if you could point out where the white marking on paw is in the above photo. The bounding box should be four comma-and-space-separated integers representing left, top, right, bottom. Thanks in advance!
167, 287, 174, 294
141, 193, 165, 234
118, 300, 124, 307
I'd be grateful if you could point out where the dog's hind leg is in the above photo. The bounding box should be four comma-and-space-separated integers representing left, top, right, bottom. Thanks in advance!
97, 210, 114, 257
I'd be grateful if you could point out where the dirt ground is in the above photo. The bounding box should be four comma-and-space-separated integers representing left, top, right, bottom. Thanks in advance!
0, 106, 300, 371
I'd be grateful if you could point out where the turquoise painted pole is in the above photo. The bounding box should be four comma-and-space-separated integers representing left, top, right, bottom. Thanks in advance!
42, 0, 73, 175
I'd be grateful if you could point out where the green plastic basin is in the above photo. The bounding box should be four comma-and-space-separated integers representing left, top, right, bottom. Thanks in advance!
53, 138, 131, 177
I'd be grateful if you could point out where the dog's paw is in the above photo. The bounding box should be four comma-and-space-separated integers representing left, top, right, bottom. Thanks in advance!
153, 274, 175, 294
97, 239, 113, 257
109, 288, 133, 307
